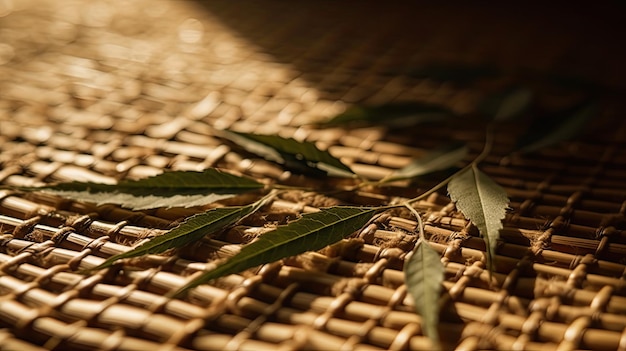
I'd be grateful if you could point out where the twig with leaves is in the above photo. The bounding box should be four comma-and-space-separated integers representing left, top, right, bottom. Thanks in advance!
5, 65, 601, 347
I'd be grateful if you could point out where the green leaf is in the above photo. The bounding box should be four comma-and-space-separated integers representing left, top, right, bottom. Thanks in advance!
43, 192, 238, 211
321, 102, 454, 128
515, 102, 596, 154
383, 143, 468, 183
447, 165, 509, 272
173, 206, 379, 296
88, 197, 269, 271
404, 239, 444, 347
478, 87, 533, 121
23, 169, 263, 210
222, 131, 355, 177
410, 63, 499, 84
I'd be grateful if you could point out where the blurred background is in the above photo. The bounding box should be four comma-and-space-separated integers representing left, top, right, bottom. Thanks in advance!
1, 0, 625, 179
1, 0, 624, 123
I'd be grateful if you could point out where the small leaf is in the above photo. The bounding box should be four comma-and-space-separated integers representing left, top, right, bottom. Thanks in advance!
222, 131, 355, 177
478, 87, 533, 121
173, 206, 379, 296
88, 196, 269, 271
404, 239, 444, 347
23, 169, 263, 210
515, 102, 596, 154
448, 165, 509, 272
410, 63, 499, 84
383, 143, 468, 183
321, 102, 454, 128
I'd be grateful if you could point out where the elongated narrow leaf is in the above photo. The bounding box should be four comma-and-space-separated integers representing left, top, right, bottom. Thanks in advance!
173, 206, 379, 296
516, 102, 596, 154
23, 169, 263, 210
38, 168, 263, 195
42, 192, 237, 211
478, 87, 533, 121
448, 165, 509, 271
88, 197, 269, 271
383, 143, 468, 183
222, 131, 355, 177
404, 239, 444, 346
321, 103, 454, 128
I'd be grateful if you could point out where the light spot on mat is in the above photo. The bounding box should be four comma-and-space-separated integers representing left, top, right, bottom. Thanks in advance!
178, 18, 204, 44
0, 0, 14, 17
49, 21, 77, 45
81, 1, 113, 27
144, 1, 169, 18
0, 43, 14, 65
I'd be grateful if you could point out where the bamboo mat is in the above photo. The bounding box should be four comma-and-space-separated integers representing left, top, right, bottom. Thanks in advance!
1, 1, 626, 350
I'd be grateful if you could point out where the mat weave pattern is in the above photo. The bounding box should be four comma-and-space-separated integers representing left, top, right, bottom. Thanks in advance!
1, 1, 626, 350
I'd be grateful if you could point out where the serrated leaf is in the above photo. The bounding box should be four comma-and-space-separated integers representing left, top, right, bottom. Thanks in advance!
24, 169, 263, 210
321, 102, 454, 128
42, 168, 263, 195
88, 197, 269, 271
42, 192, 237, 211
410, 63, 499, 84
383, 143, 468, 183
222, 131, 355, 177
515, 102, 596, 154
479, 87, 533, 121
173, 206, 379, 296
404, 239, 444, 347
448, 165, 509, 272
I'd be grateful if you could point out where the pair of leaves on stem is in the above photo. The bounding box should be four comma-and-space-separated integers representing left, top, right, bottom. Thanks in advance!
91, 196, 271, 271
403, 164, 508, 347
87, 198, 379, 297
174, 206, 379, 295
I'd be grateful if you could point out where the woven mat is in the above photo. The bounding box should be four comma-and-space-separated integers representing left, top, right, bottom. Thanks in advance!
1, 1, 626, 350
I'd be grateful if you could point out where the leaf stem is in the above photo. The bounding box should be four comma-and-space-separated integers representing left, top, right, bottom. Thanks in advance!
473, 122, 496, 166
403, 203, 425, 240
271, 184, 315, 192
406, 123, 496, 205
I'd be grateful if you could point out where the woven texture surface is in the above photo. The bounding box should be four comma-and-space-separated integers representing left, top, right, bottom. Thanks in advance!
1, 1, 626, 350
